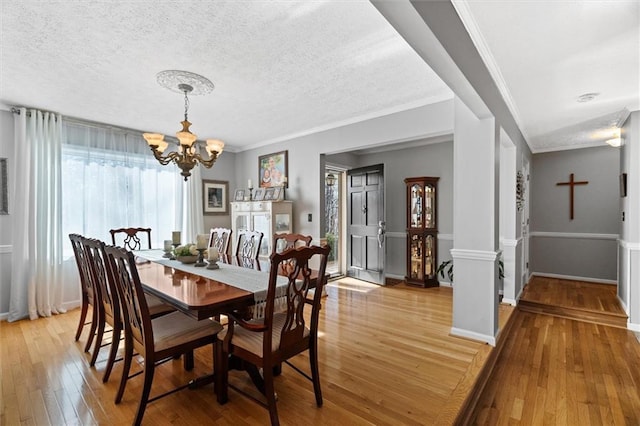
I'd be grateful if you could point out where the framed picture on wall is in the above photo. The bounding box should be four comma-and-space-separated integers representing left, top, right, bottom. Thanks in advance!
202, 180, 229, 215
258, 150, 288, 188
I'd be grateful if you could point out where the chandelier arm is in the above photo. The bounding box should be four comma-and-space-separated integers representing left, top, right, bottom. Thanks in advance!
150, 146, 180, 165
191, 152, 219, 169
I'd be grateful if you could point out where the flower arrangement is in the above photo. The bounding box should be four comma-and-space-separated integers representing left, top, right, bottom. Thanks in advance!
173, 244, 199, 257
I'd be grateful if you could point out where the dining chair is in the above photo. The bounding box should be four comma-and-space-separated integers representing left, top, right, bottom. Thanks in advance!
69, 234, 98, 352
214, 244, 330, 426
272, 233, 312, 254
83, 238, 177, 381
235, 229, 264, 259
109, 227, 152, 251
208, 227, 232, 255
105, 245, 223, 426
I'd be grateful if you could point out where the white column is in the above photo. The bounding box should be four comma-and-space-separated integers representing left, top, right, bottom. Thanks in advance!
620, 111, 640, 330
451, 97, 500, 345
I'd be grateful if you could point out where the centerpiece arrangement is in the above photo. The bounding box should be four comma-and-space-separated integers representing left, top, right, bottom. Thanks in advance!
173, 244, 199, 264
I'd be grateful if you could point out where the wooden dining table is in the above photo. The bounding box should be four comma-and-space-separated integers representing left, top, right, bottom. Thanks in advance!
134, 251, 322, 320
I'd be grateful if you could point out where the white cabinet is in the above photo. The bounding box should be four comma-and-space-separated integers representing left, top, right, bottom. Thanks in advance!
231, 201, 293, 258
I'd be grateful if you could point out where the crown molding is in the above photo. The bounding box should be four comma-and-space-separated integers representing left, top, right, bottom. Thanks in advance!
451, 0, 529, 143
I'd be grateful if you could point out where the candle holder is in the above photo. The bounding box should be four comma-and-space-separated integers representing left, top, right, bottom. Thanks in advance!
206, 258, 220, 269
248, 186, 254, 201
194, 248, 206, 267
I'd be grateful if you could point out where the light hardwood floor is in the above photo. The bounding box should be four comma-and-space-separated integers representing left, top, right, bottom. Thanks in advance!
1, 279, 507, 425
472, 278, 640, 425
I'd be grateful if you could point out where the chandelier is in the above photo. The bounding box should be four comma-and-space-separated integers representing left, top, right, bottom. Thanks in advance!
143, 70, 224, 181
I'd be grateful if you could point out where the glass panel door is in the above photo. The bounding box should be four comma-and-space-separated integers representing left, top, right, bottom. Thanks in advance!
252, 213, 271, 257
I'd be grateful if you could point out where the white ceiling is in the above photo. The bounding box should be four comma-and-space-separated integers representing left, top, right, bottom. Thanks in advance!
455, 0, 639, 152
1, 1, 638, 154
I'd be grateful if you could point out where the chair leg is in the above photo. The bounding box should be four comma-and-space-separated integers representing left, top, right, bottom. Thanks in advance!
183, 350, 194, 371
309, 342, 323, 407
89, 316, 105, 366
84, 305, 98, 352
214, 342, 228, 404
263, 367, 280, 426
75, 296, 88, 341
115, 335, 133, 404
133, 362, 155, 426
103, 321, 122, 383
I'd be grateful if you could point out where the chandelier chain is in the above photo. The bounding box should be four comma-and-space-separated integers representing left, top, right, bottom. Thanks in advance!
183, 89, 190, 121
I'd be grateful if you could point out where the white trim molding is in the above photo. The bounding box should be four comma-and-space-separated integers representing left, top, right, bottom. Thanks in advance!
450, 249, 500, 262
529, 232, 619, 240
0, 245, 12, 254
619, 239, 640, 250
501, 238, 521, 248
450, 327, 496, 346
628, 322, 640, 333
531, 272, 617, 285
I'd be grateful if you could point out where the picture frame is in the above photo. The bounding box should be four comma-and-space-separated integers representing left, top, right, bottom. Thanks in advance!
259, 150, 288, 188
264, 187, 275, 201
202, 180, 228, 215
234, 189, 246, 201
0, 158, 7, 215
272, 186, 283, 201
253, 188, 265, 201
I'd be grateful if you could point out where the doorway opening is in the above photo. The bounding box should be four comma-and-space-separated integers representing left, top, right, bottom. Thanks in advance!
325, 167, 344, 276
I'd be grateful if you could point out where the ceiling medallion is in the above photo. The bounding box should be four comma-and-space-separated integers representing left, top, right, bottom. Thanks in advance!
156, 70, 215, 96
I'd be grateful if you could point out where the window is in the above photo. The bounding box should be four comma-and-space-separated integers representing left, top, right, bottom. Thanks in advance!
61, 122, 179, 256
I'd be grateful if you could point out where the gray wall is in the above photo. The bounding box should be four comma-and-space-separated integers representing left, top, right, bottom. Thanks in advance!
530, 145, 620, 281
200, 151, 237, 233
0, 110, 13, 314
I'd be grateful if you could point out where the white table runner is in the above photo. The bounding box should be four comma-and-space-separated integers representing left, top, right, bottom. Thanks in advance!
135, 250, 288, 312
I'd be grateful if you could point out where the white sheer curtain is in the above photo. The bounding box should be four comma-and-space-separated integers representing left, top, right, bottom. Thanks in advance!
9, 108, 65, 321
61, 121, 182, 253
181, 165, 205, 244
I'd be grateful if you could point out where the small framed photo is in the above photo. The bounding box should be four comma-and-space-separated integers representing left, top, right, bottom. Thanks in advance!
234, 189, 246, 201
202, 180, 229, 215
264, 187, 275, 200
272, 187, 283, 201
253, 188, 265, 201
259, 150, 288, 188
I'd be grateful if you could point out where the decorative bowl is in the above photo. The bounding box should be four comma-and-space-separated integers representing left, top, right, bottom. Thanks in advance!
176, 255, 198, 264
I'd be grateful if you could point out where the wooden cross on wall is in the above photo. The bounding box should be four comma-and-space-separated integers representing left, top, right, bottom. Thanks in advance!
556, 173, 588, 220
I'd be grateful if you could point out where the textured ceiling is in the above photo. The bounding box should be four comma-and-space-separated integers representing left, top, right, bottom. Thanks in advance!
2, 1, 637, 154
455, 0, 640, 152
0, 1, 452, 152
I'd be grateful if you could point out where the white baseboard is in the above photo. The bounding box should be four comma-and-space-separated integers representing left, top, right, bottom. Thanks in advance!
450, 327, 496, 346
502, 297, 517, 306
531, 272, 617, 285
438, 280, 452, 288
628, 322, 640, 332
0, 312, 7, 321
618, 295, 629, 316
